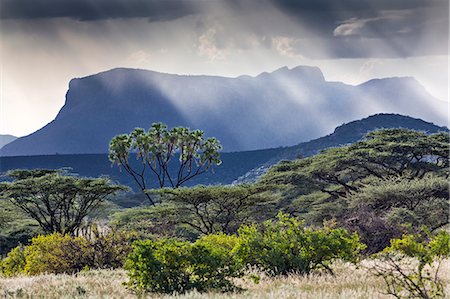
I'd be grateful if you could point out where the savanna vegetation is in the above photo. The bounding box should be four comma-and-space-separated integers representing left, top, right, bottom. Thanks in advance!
0, 124, 449, 299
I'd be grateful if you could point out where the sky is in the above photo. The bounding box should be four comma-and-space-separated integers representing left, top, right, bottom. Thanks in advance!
0, 0, 448, 137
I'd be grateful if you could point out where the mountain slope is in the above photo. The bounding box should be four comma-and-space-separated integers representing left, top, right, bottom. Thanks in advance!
1, 66, 447, 156
234, 113, 448, 183
0, 135, 17, 149
1, 114, 446, 190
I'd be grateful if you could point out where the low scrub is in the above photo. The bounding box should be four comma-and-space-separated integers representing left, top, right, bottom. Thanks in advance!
124, 213, 366, 294
234, 213, 366, 276
125, 234, 242, 294
0, 230, 135, 276
372, 230, 450, 299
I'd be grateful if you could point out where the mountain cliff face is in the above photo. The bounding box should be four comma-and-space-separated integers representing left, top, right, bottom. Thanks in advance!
1, 66, 447, 156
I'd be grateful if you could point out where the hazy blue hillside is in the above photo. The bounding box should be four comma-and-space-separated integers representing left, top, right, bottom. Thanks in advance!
0, 135, 17, 149
0, 149, 281, 190
234, 113, 449, 183
1, 114, 446, 190
1, 66, 447, 156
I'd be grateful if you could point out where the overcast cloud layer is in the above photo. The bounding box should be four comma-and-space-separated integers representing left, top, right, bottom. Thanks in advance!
0, 0, 448, 136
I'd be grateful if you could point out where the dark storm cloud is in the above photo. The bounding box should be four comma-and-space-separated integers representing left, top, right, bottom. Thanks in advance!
0, 0, 198, 21
1, 0, 447, 58
270, 0, 448, 37
266, 0, 448, 58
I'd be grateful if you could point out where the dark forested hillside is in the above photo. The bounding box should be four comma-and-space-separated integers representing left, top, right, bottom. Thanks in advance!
1, 114, 446, 189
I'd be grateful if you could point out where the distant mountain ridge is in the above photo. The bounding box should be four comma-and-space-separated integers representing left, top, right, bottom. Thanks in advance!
1, 66, 447, 156
1, 114, 446, 192
233, 113, 449, 184
0, 135, 17, 150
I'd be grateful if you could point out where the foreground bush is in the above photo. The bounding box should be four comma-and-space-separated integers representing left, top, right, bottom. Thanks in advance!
0, 246, 26, 277
234, 213, 365, 276
124, 234, 243, 294
0, 230, 135, 276
125, 214, 365, 293
372, 231, 450, 299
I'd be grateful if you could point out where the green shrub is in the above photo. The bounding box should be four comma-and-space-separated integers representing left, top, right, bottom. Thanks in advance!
190, 234, 242, 292
124, 239, 192, 294
372, 231, 450, 299
1, 230, 135, 276
0, 246, 26, 277
234, 213, 365, 276
124, 235, 243, 294
23, 233, 91, 275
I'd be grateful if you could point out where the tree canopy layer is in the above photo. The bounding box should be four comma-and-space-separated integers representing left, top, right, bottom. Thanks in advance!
153, 185, 277, 235
0, 169, 127, 235
259, 129, 450, 252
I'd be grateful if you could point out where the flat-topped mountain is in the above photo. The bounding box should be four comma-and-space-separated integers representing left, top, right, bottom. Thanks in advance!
1, 66, 447, 156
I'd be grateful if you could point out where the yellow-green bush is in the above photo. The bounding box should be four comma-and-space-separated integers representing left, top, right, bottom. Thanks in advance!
1, 230, 135, 276
23, 233, 90, 275
373, 231, 450, 299
0, 246, 26, 277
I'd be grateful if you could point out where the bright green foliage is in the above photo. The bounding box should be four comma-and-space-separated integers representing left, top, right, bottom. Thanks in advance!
190, 234, 242, 292
124, 239, 192, 294
124, 235, 243, 294
373, 231, 450, 299
263, 129, 449, 202
0, 169, 127, 235
109, 123, 222, 205
234, 213, 365, 276
0, 246, 26, 277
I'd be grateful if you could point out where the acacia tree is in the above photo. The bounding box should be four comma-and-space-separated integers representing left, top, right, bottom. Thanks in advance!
0, 169, 127, 235
155, 185, 275, 235
263, 129, 449, 201
259, 129, 450, 251
109, 123, 222, 205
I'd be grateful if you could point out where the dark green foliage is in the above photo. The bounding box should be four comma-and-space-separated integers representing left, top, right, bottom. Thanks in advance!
372, 231, 450, 299
154, 185, 277, 235
124, 235, 243, 294
109, 123, 222, 205
84, 226, 138, 270
259, 129, 449, 252
346, 176, 449, 252
0, 200, 41, 256
0, 169, 127, 235
234, 213, 365, 276
110, 203, 198, 240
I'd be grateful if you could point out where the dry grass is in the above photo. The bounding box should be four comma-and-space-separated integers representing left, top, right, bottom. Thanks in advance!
1, 260, 449, 299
